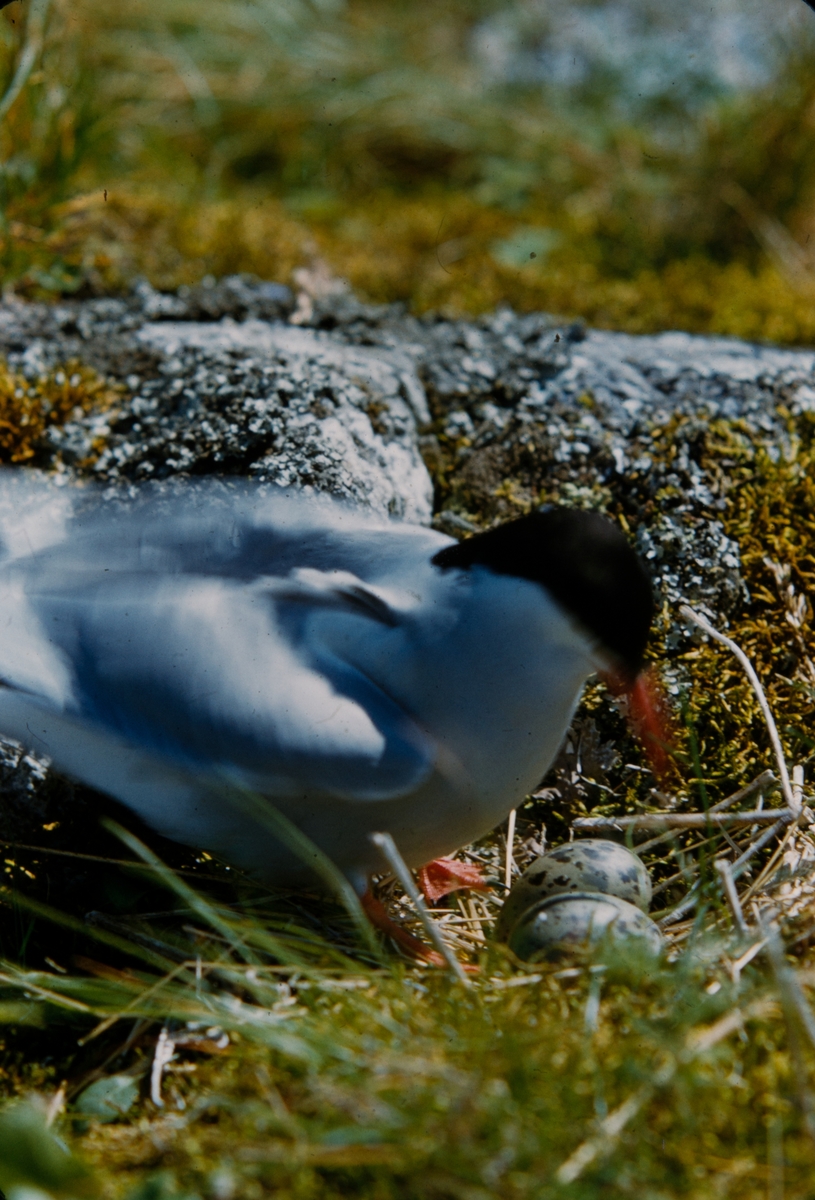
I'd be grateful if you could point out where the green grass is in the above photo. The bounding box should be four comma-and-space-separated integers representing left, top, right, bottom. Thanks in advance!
2, 0, 815, 339
1, 815, 815, 1198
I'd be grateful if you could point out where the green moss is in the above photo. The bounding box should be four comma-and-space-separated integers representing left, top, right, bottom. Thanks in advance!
648, 413, 815, 795
3, 947, 809, 1197
0, 359, 121, 465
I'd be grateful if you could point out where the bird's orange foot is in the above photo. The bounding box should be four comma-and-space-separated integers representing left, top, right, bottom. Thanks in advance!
361, 889, 446, 966
361, 889, 481, 973
417, 857, 488, 903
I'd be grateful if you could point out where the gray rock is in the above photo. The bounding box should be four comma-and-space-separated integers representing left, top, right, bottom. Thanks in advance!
0, 291, 434, 523
138, 274, 295, 324
78, 318, 434, 523
0, 738, 52, 838
415, 323, 815, 631
3, 280, 815, 626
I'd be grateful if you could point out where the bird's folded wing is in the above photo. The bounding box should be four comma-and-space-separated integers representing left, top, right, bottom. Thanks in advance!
0, 477, 448, 587
0, 572, 436, 803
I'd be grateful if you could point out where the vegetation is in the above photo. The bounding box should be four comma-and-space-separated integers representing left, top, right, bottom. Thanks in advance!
3, 2, 815, 1196
0, 360, 120, 463
1, 0, 815, 339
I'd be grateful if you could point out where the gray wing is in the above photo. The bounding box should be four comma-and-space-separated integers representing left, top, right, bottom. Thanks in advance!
0, 563, 437, 803
0, 474, 450, 588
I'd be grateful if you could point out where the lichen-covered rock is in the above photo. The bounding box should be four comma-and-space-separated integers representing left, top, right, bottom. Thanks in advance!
7, 283, 813, 609
421, 326, 815, 629
135, 275, 295, 324
282, 294, 815, 633
84, 320, 433, 523
0, 286, 434, 523
0, 738, 53, 840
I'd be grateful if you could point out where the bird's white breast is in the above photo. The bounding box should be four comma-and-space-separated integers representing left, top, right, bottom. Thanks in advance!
306, 564, 596, 865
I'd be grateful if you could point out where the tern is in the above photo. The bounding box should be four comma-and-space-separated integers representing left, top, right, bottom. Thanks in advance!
0, 474, 659, 950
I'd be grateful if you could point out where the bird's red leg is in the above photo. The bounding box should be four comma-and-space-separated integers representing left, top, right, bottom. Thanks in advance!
417, 857, 488, 903
361, 889, 446, 966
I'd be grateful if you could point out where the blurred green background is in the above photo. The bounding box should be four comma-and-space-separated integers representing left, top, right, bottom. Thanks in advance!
3, 0, 815, 340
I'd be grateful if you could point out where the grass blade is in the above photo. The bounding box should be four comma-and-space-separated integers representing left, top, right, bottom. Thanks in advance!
221, 786, 386, 964
102, 818, 262, 966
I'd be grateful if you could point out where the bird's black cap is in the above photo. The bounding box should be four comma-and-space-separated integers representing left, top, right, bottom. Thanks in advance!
432, 507, 654, 678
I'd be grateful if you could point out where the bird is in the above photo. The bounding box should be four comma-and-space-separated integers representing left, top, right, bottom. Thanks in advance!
0, 472, 659, 950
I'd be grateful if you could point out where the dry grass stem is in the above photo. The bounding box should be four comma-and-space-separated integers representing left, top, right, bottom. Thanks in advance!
369, 832, 471, 987
684, 996, 778, 1054
679, 606, 797, 813
575, 810, 792, 832
44, 1082, 66, 1127
556, 1085, 655, 1184
651, 862, 698, 900
708, 770, 779, 812
739, 823, 801, 904
658, 811, 797, 927
730, 940, 767, 984
658, 888, 702, 928
734, 821, 795, 878
715, 859, 750, 937
0, 0, 51, 124
505, 808, 517, 892
580, 771, 776, 858
150, 1026, 176, 1108
573, 768, 777, 844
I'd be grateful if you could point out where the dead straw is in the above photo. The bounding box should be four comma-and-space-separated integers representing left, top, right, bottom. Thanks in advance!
715, 858, 749, 937
575, 810, 792, 833
504, 808, 517, 892
369, 832, 471, 987
632, 770, 776, 855
679, 606, 798, 814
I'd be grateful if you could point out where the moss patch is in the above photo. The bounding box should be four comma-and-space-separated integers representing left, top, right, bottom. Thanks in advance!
0, 359, 121, 465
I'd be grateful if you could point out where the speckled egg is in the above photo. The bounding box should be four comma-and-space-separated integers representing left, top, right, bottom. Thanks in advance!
507, 891, 663, 962
495, 839, 652, 942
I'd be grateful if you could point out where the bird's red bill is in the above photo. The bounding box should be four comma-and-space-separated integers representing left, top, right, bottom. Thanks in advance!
626, 668, 672, 781
599, 666, 672, 781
